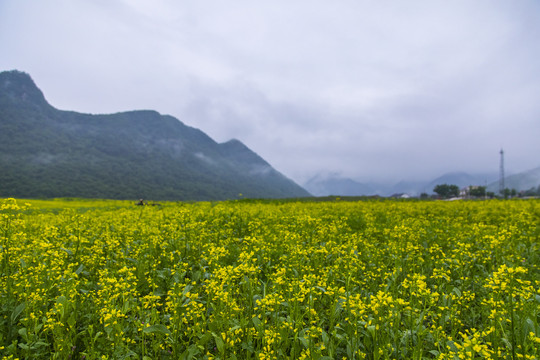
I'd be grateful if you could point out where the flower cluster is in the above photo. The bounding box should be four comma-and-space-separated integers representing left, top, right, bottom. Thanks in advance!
0, 197, 538, 359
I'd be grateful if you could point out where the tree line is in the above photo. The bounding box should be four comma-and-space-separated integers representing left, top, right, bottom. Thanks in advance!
431, 183, 537, 199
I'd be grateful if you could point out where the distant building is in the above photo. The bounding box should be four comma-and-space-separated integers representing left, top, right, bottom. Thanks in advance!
460, 185, 485, 199
390, 193, 410, 199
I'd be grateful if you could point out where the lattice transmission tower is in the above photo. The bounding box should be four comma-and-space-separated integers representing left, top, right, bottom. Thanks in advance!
499, 148, 505, 195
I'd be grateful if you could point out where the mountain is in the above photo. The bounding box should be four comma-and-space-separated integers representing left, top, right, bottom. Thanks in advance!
0, 70, 310, 200
303, 173, 377, 196
425, 172, 497, 193
304, 171, 500, 197
386, 180, 429, 197
303, 175, 427, 197
487, 166, 540, 193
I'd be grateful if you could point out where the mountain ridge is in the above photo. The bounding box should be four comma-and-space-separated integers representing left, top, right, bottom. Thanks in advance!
0, 70, 310, 200
304, 168, 539, 197
487, 166, 540, 193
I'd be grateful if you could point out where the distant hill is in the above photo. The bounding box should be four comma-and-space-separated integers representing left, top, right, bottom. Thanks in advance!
487, 166, 540, 193
0, 70, 310, 200
387, 180, 429, 197
425, 172, 497, 193
304, 173, 376, 196
304, 171, 501, 197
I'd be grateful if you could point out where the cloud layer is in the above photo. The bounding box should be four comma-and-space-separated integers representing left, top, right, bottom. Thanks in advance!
1, 0, 539, 183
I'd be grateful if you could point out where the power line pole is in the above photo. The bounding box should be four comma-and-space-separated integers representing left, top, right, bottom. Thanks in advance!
499, 148, 505, 195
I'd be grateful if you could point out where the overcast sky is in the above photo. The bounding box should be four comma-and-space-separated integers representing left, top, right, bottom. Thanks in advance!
1, 1, 539, 184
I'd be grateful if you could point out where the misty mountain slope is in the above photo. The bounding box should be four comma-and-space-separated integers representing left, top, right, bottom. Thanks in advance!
304, 174, 377, 196
0, 70, 310, 200
303, 171, 504, 197
487, 166, 540, 193
424, 172, 497, 192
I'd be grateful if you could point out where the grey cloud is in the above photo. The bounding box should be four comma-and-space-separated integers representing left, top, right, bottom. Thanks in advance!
1, 0, 539, 184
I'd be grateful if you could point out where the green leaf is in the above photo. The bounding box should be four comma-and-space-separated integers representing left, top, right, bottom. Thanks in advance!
446, 340, 458, 352
367, 324, 376, 337
68, 315, 76, 328
524, 318, 535, 334
501, 337, 513, 350
298, 335, 309, 349
182, 284, 193, 296
322, 330, 329, 346
143, 324, 171, 336
186, 344, 200, 360
429, 350, 440, 357
56, 295, 68, 317
18, 327, 28, 338
198, 332, 212, 346
94, 331, 103, 342
213, 333, 225, 354
56, 295, 68, 307
123, 300, 131, 313
61, 248, 73, 256
346, 343, 353, 359
75, 264, 84, 275
252, 316, 262, 329
11, 302, 26, 323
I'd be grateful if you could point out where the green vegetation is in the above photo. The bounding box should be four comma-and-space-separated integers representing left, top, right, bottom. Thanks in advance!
1, 197, 538, 359
0, 70, 309, 201
523, 185, 540, 197
468, 186, 486, 198
433, 184, 460, 199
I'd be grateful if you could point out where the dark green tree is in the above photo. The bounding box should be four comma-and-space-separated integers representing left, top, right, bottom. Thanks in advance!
433, 184, 460, 199
469, 186, 486, 198
502, 188, 518, 199
523, 185, 540, 197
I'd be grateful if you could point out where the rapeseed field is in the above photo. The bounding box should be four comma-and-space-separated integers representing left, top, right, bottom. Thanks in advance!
0, 197, 539, 359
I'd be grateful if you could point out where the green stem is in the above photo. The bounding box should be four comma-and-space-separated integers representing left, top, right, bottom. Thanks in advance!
509, 293, 516, 360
